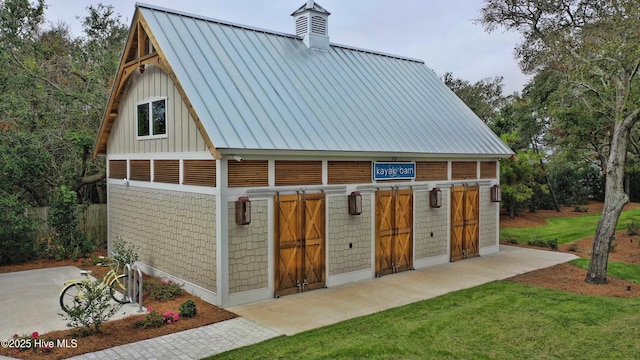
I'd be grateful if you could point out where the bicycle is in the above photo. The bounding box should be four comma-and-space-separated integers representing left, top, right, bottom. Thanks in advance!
59, 257, 139, 313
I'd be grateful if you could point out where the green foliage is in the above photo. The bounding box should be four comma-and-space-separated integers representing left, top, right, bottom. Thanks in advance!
0, 131, 54, 206
47, 186, 95, 260
208, 281, 640, 360
0, 191, 36, 265
0, 0, 127, 205
58, 279, 123, 336
525, 237, 557, 250
132, 309, 164, 329
145, 279, 184, 302
499, 148, 538, 217
179, 299, 197, 318
547, 161, 594, 206
111, 236, 139, 271
442, 72, 506, 125
628, 219, 640, 236
479, 0, 640, 283
133, 309, 180, 328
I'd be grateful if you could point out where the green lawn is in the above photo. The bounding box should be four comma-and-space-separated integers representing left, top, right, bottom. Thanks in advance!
207, 280, 640, 360
500, 207, 640, 244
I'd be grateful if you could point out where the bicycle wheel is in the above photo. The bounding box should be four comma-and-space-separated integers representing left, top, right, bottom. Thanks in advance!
110, 274, 139, 304
59, 283, 84, 313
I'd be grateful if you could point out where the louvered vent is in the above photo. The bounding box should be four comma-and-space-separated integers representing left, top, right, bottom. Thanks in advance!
311, 15, 326, 35
147, 38, 154, 55
296, 16, 308, 36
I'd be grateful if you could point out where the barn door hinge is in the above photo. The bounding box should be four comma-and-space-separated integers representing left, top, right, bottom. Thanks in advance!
301, 279, 308, 292
296, 280, 301, 293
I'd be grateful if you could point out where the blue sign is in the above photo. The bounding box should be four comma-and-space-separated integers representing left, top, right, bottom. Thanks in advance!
373, 162, 416, 180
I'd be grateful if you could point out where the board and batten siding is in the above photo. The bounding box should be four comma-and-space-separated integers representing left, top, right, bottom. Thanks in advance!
107, 65, 208, 154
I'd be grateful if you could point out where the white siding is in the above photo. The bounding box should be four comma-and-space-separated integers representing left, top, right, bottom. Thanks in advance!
107, 65, 208, 154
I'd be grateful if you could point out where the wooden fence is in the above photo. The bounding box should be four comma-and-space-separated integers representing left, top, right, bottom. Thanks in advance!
26, 204, 108, 248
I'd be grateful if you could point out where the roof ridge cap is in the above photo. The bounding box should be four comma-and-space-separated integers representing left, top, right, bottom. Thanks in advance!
136, 2, 425, 64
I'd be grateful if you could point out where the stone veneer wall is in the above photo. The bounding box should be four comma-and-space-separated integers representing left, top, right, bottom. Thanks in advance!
328, 194, 372, 276
415, 188, 449, 259
108, 185, 216, 292
227, 199, 269, 294
480, 185, 498, 248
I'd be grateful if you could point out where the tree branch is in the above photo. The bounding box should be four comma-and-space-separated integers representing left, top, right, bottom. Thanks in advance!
10, 50, 90, 106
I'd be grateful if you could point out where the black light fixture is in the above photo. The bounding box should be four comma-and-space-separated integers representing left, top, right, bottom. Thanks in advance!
491, 184, 502, 202
235, 196, 251, 225
430, 187, 442, 208
348, 191, 362, 215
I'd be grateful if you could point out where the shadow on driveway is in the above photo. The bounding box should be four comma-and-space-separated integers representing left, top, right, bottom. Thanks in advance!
0, 266, 142, 338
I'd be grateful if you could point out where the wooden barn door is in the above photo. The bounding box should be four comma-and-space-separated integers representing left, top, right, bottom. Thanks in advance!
275, 193, 325, 297
450, 186, 479, 262
375, 189, 413, 276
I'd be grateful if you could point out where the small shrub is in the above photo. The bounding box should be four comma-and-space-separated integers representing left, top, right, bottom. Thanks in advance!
111, 237, 139, 272
546, 239, 558, 251
133, 309, 164, 329
146, 279, 184, 301
58, 280, 123, 336
567, 243, 579, 252
610, 242, 618, 253
179, 299, 197, 318
573, 206, 588, 213
133, 309, 179, 328
505, 237, 518, 244
527, 239, 547, 248
628, 219, 640, 236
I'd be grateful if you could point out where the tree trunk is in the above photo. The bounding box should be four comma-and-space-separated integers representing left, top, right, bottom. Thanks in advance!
72, 171, 106, 193
585, 121, 630, 284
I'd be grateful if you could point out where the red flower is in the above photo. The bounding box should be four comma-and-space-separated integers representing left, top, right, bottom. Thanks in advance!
31, 331, 39, 339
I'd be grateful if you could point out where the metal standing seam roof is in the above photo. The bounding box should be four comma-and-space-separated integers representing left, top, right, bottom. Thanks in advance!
137, 3, 513, 157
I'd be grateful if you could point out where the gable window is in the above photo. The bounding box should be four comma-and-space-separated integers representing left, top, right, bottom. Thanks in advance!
137, 98, 167, 138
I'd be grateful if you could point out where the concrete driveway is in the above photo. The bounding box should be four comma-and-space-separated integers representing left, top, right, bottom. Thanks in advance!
0, 266, 143, 339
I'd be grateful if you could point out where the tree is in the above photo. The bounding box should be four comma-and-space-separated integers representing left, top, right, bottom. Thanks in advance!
0, 0, 127, 205
442, 72, 507, 125
479, 0, 640, 284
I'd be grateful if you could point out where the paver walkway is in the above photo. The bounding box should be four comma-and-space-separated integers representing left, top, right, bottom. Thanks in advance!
65, 317, 280, 360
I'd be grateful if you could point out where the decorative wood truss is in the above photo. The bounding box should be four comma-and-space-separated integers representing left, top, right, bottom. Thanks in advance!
93, 10, 221, 159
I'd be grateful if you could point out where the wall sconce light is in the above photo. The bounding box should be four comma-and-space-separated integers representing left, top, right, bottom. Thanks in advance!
348, 191, 362, 215
491, 184, 502, 202
235, 196, 251, 225
430, 187, 442, 208
123, 177, 130, 187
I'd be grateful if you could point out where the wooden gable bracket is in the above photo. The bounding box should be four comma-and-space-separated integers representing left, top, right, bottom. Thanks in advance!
93, 9, 222, 160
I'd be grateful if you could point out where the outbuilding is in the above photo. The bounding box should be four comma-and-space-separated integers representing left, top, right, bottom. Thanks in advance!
94, 1, 514, 307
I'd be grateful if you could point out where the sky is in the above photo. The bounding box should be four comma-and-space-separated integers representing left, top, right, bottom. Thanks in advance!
43, 0, 529, 95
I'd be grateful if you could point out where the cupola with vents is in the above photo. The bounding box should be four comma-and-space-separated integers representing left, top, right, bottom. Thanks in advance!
291, 0, 331, 51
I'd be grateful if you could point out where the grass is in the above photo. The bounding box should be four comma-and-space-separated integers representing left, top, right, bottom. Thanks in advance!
207, 281, 640, 360
500, 207, 640, 244
570, 258, 640, 284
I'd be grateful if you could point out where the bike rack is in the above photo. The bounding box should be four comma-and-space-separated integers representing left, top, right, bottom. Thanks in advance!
124, 264, 144, 313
